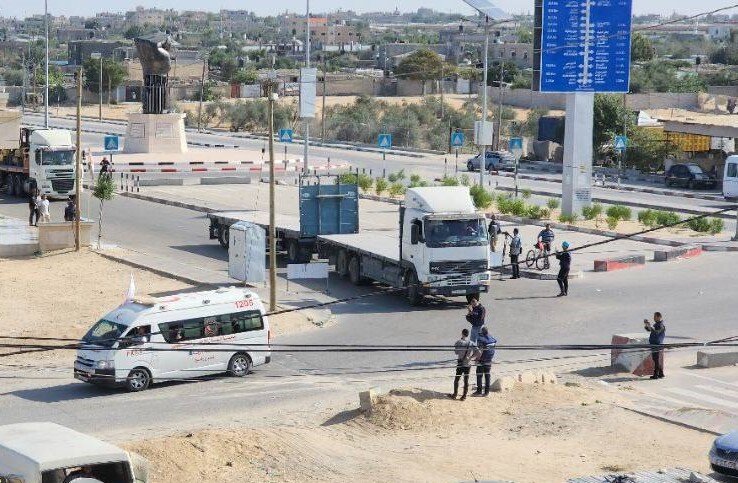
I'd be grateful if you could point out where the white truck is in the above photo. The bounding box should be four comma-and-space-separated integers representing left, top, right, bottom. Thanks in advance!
0, 422, 148, 483
0, 110, 77, 199
208, 182, 492, 305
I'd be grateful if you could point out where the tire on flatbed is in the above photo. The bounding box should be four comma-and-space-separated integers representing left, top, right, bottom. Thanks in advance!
405, 270, 423, 306
336, 249, 350, 277
218, 225, 230, 249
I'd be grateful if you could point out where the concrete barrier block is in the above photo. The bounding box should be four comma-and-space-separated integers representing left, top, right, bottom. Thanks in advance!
491, 376, 516, 392
359, 387, 381, 412
38, 221, 94, 252
137, 178, 184, 187
594, 254, 646, 272
611, 333, 659, 377
697, 350, 738, 368
200, 176, 252, 185
654, 244, 702, 262
517, 371, 537, 384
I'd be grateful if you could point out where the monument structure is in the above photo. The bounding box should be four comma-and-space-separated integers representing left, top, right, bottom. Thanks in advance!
123, 33, 187, 153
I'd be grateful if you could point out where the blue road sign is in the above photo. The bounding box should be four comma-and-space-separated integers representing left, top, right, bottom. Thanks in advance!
450, 131, 465, 147
279, 129, 293, 143
614, 135, 628, 152
509, 137, 523, 151
104, 135, 119, 151
378, 133, 392, 149
539, 0, 632, 93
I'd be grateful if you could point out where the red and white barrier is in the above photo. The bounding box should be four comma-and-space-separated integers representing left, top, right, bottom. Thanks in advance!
611, 333, 662, 377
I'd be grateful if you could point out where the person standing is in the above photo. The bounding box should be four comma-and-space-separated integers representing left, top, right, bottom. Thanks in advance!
38, 194, 51, 223
645, 312, 666, 379
465, 297, 486, 343
509, 228, 522, 279
473, 327, 497, 396
488, 214, 501, 252
554, 241, 571, 296
448, 328, 480, 401
64, 197, 76, 222
28, 189, 40, 226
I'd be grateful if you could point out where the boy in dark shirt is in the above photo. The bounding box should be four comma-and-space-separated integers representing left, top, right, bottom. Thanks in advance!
555, 241, 571, 296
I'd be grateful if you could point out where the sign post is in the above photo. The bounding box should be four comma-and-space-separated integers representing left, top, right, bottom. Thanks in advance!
103, 135, 119, 164
450, 130, 465, 177
614, 135, 628, 187
536, 0, 633, 216
509, 137, 523, 197
378, 133, 392, 178
279, 128, 293, 163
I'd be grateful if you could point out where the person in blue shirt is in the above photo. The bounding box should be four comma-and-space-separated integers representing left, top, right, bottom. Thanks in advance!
472, 327, 497, 396
537, 223, 555, 253
645, 312, 666, 379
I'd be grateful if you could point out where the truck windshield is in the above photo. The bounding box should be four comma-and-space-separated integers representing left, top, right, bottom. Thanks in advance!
42, 150, 75, 166
82, 320, 127, 348
425, 218, 488, 248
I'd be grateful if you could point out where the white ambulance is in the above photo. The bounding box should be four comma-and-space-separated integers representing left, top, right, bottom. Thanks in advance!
74, 287, 271, 392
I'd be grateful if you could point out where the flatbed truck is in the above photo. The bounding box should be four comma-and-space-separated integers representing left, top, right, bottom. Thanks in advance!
208, 179, 491, 305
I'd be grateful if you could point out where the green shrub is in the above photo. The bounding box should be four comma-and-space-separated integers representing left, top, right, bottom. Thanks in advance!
388, 182, 406, 197
638, 209, 657, 227
526, 205, 543, 219
459, 174, 470, 186
387, 169, 406, 183
409, 178, 428, 188
582, 203, 603, 221
509, 199, 527, 217
496, 195, 514, 214
441, 176, 459, 186
606, 215, 619, 230
606, 205, 631, 221
687, 217, 711, 233
521, 188, 532, 199
409, 174, 421, 184
540, 208, 551, 219
709, 218, 724, 235
654, 210, 681, 227
558, 213, 579, 224
469, 185, 493, 209
357, 174, 373, 192
375, 177, 388, 196
339, 172, 357, 184
547, 198, 560, 210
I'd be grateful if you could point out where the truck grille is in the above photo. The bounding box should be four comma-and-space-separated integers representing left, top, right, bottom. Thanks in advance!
51, 178, 74, 193
75, 356, 94, 368
716, 448, 738, 461
429, 259, 487, 275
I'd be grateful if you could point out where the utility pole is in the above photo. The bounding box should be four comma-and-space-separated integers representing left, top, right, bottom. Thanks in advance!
267, 83, 278, 311
44, 0, 49, 128
480, 19, 490, 187
303, 0, 311, 173
197, 57, 207, 133
98, 56, 102, 121
75, 67, 82, 251
321, 55, 327, 143
496, 62, 505, 151
21, 52, 26, 113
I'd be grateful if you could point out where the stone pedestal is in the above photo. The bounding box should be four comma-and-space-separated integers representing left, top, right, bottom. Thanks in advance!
123, 113, 187, 154
38, 221, 94, 252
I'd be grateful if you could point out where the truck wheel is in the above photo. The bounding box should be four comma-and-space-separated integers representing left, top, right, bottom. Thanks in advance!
218, 225, 230, 249
11, 175, 21, 197
405, 270, 423, 306
467, 161, 474, 172
125, 368, 151, 392
227, 353, 252, 377
348, 256, 364, 285
336, 250, 350, 277
287, 239, 300, 263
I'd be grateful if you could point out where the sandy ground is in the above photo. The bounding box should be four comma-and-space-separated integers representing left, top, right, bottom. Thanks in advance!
124, 382, 714, 483
0, 249, 319, 365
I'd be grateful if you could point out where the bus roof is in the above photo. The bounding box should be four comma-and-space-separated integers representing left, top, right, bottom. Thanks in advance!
0, 422, 129, 472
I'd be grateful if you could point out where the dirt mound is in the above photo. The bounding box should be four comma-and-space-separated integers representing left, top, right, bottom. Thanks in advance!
363, 383, 599, 432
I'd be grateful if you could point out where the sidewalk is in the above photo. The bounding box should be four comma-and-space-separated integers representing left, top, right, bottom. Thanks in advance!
0, 217, 38, 257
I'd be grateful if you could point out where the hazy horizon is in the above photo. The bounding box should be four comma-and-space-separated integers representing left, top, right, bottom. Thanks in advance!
4, 0, 737, 20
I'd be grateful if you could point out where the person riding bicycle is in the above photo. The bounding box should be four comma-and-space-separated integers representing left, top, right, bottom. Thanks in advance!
537, 223, 555, 253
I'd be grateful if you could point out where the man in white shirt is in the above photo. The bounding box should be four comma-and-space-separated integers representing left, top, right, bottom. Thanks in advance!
38, 194, 51, 223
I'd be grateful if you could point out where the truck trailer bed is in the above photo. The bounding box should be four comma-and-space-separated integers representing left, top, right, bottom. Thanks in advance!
318, 231, 400, 263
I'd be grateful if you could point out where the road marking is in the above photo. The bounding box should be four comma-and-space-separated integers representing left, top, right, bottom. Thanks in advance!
675, 371, 738, 388
666, 387, 738, 410
695, 384, 738, 400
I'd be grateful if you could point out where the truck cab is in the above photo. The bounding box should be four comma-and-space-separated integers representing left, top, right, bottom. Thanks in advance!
401, 187, 491, 304
25, 128, 77, 198
0, 422, 147, 483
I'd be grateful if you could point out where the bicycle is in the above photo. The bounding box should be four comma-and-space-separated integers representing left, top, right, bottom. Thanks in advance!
525, 241, 550, 271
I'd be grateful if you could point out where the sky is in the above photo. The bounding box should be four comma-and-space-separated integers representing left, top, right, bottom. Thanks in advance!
5, 0, 737, 19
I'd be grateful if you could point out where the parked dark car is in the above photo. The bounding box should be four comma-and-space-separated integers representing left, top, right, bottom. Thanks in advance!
467, 151, 516, 172
709, 430, 738, 477
665, 163, 717, 189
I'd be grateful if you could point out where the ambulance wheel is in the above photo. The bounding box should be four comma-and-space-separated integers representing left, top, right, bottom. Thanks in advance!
126, 368, 151, 392
228, 353, 252, 377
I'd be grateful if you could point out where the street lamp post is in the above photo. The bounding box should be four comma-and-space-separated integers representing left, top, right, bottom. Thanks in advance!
303, 0, 311, 173
267, 85, 278, 311
91, 52, 102, 121
44, 0, 49, 128
480, 20, 489, 187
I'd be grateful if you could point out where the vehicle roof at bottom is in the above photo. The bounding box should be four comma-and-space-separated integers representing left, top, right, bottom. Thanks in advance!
105, 287, 263, 327
0, 422, 129, 472
404, 187, 476, 213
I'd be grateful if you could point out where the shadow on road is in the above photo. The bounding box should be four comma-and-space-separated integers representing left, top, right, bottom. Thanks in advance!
170, 244, 228, 261
321, 408, 361, 427
10, 382, 120, 403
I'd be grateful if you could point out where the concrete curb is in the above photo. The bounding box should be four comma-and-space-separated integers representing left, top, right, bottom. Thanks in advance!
654, 244, 702, 262
119, 192, 217, 213
95, 250, 216, 287
594, 255, 646, 272
615, 403, 722, 436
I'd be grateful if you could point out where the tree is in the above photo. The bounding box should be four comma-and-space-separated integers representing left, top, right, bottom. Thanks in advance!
93, 174, 115, 249
515, 27, 533, 44
84, 19, 100, 30
2, 69, 24, 86
593, 94, 631, 152
627, 127, 679, 171
231, 68, 258, 85
630, 32, 654, 62
83, 58, 127, 94
395, 49, 445, 93
487, 61, 520, 85
124, 25, 144, 40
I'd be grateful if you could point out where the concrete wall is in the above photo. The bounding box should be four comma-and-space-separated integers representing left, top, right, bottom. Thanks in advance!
708, 86, 738, 97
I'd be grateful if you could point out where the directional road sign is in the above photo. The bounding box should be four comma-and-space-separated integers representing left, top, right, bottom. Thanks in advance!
279, 129, 293, 143
450, 131, 465, 148
538, 0, 633, 93
614, 135, 628, 152
509, 137, 523, 159
104, 135, 119, 151
378, 134, 392, 149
